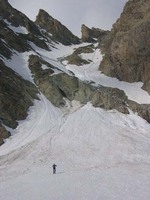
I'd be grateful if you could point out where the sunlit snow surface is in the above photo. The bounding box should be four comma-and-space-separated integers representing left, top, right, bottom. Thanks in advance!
1, 41, 150, 200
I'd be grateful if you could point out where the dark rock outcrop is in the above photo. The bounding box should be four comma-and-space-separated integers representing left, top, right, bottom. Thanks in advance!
28, 53, 150, 124
0, 124, 10, 145
0, 60, 38, 139
100, 0, 150, 93
0, 18, 30, 56
64, 54, 90, 66
128, 100, 150, 123
35, 9, 81, 45
63, 44, 94, 66
0, 0, 50, 54
0, 0, 40, 34
28, 54, 129, 113
81, 24, 109, 43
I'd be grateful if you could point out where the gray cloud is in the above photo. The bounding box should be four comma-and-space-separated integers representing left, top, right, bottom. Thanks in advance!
8, 0, 128, 37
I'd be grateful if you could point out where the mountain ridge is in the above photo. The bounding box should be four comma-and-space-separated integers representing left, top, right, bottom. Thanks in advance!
35, 9, 81, 45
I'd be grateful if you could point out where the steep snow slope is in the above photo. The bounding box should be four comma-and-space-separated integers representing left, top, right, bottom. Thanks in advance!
4, 41, 150, 104
64, 44, 150, 104
0, 93, 150, 200
1, 42, 150, 200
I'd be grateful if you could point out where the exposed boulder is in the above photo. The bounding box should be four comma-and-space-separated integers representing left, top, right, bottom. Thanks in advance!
35, 9, 81, 45
100, 0, 150, 93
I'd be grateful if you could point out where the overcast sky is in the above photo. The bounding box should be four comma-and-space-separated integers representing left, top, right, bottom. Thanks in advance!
8, 0, 128, 37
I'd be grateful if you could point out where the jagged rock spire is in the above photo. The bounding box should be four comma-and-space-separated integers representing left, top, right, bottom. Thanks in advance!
35, 9, 81, 45
81, 24, 109, 43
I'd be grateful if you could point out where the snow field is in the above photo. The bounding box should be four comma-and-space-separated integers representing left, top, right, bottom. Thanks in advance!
1, 164, 150, 200
0, 41, 150, 200
0, 94, 150, 200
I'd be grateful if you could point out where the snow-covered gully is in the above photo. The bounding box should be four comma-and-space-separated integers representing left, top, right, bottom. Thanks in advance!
0, 42, 150, 200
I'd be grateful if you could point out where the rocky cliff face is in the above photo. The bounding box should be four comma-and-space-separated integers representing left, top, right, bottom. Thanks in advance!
81, 24, 109, 43
0, 0, 43, 143
28, 54, 129, 114
28, 53, 150, 124
35, 9, 80, 45
0, 0, 50, 53
0, 60, 38, 145
100, 0, 150, 93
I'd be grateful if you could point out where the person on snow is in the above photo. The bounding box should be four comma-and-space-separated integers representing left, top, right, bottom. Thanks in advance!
52, 164, 57, 174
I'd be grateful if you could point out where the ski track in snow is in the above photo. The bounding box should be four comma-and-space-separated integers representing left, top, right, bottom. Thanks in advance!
0, 42, 150, 200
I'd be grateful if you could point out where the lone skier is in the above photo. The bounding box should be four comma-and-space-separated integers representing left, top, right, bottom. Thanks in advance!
52, 164, 57, 174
